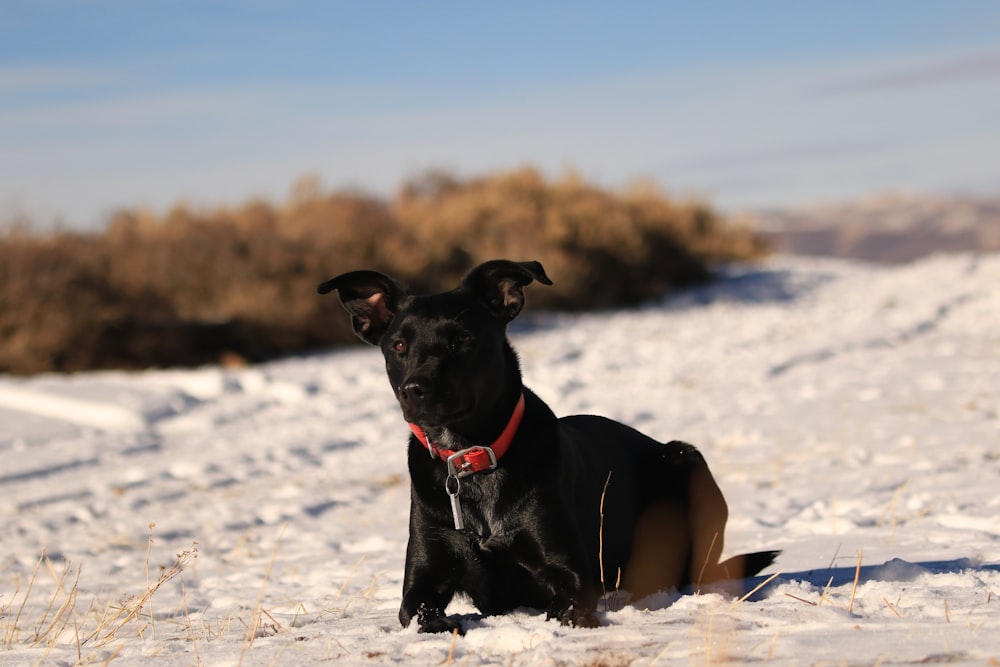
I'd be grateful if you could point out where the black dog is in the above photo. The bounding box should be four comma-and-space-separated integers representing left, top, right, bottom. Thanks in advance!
319, 260, 777, 634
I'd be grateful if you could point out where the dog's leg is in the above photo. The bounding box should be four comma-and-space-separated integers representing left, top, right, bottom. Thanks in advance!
398, 505, 466, 634
545, 581, 601, 628
687, 460, 743, 593
622, 443, 745, 599
415, 603, 464, 635
507, 530, 600, 628
399, 560, 464, 634
621, 499, 690, 600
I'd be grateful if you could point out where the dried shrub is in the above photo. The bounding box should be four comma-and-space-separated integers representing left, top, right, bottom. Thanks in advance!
0, 168, 767, 374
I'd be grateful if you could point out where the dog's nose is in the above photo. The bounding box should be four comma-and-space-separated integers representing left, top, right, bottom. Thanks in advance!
398, 378, 432, 411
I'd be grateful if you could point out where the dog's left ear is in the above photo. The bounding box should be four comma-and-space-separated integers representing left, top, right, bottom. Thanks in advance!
461, 260, 553, 322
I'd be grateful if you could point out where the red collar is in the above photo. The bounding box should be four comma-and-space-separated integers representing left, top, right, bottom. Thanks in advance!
408, 392, 526, 475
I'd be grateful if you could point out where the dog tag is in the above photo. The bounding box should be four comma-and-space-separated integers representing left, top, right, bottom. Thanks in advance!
445, 475, 464, 530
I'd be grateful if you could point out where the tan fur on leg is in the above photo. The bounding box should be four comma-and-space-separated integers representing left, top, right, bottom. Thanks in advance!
688, 462, 746, 595
621, 500, 689, 600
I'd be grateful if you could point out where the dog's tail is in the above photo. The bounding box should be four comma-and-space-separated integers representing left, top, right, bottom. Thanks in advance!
742, 550, 781, 577
714, 550, 781, 582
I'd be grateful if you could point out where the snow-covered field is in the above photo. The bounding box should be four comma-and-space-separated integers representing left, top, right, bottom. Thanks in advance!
1, 254, 998, 666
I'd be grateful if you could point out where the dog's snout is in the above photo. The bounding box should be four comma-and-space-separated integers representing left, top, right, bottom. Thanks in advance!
398, 378, 432, 411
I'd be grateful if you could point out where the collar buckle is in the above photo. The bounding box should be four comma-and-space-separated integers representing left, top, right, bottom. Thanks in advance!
445, 446, 498, 479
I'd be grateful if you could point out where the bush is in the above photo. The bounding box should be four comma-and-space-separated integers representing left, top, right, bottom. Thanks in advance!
0, 168, 767, 374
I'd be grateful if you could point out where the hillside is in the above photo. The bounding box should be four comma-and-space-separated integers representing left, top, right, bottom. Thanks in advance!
755, 194, 1000, 263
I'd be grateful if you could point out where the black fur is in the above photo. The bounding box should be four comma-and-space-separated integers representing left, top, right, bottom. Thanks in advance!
319, 260, 777, 633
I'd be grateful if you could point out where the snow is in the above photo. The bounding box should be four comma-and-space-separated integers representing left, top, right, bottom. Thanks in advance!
1, 253, 998, 665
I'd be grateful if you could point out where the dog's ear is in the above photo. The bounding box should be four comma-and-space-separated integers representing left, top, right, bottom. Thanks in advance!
317, 270, 406, 345
460, 260, 552, 322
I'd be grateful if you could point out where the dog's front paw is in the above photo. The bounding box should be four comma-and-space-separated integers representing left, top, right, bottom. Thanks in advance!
416, 604, 465, 635
547, 604, 599, 629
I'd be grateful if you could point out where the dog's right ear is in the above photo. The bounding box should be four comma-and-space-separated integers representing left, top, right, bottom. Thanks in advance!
317, 270, 405, 345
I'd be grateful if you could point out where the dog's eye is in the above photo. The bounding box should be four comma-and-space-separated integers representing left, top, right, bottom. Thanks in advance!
392, 340, 407, 353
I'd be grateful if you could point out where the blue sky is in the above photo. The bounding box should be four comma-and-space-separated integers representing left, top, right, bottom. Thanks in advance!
2, 1, 1000, 229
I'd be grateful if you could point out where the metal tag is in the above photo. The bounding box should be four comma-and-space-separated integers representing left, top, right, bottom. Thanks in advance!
445, 475, 464, 530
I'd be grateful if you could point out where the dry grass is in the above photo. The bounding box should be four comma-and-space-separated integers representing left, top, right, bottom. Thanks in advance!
239, 523, 287, 663
88, 543, 200, 647
0, 524, 374, 664
0, 168, 768, 374
1, 542, 198, 659
780, 549, 865, 615
728, 571, 783, 610
847, 549, 862, 614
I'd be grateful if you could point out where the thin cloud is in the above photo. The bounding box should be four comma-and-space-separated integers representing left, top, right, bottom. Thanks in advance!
658, 138, 897, 173
4, 35, 999, 227
818, 50, 1000, 96
0, 65, 123, 93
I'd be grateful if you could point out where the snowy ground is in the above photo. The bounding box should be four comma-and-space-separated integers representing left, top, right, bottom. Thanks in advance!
1, 254, 998, 666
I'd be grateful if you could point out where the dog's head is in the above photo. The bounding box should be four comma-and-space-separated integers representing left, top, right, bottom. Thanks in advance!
318, 260, 552, 429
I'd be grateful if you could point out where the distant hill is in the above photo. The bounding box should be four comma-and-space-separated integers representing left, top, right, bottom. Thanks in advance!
753, 194, 1000, 263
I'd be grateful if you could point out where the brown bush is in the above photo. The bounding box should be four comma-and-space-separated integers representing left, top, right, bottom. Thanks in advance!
0, 168, 767, 374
